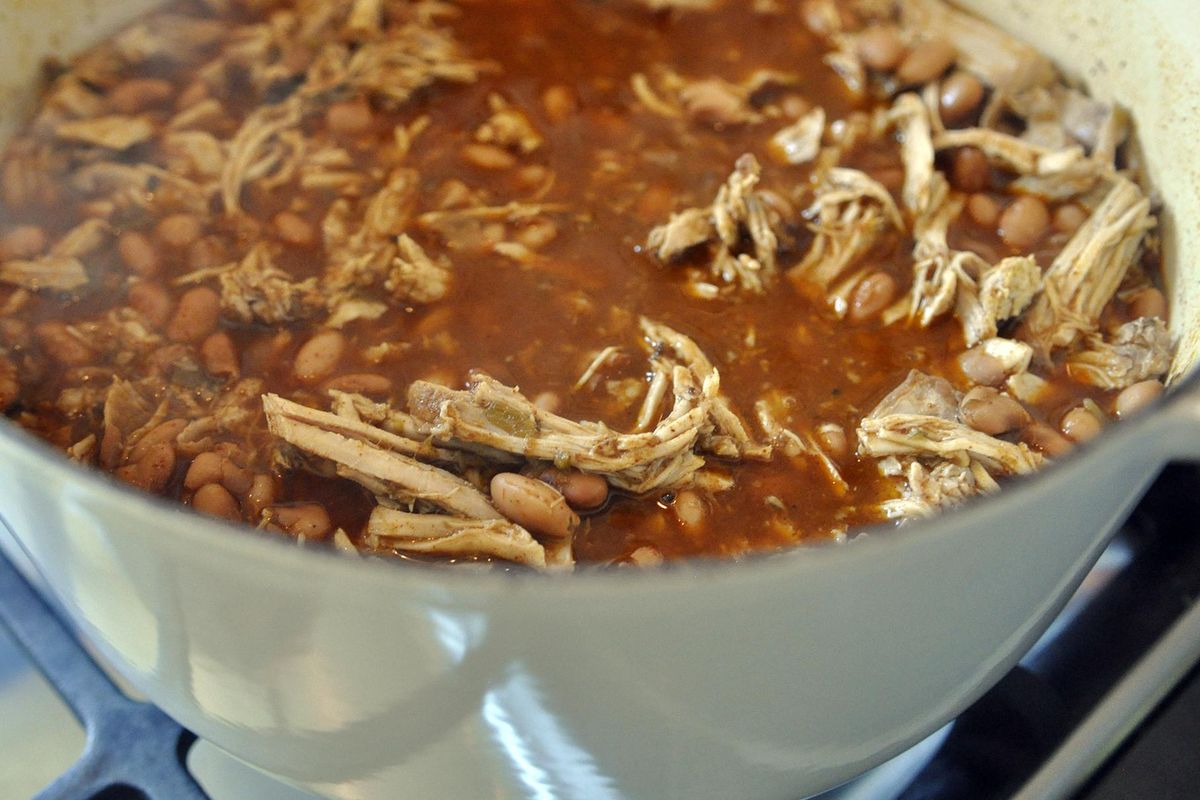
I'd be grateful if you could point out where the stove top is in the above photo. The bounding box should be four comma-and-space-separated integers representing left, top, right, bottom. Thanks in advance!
3, 465, 1199, 800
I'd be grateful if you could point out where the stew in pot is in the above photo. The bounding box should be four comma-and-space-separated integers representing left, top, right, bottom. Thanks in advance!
0, 0, 1173, 569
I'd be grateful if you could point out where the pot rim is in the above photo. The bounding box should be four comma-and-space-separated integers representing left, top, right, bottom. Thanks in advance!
2, 364, 1194, 596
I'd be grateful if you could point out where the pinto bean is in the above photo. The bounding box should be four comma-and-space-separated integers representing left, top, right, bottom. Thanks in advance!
117, 231, 161, 277
0, 319, 28, 349
322, 373, 392, 396
533, 391, 562, 414
200, 331, 239, 378
1, 224, 47, 259
672, 489, 707, 530
848, 272, 897, 322
110, 77, 173, 114
1061, 406, 1104, 442
560, 473, 609, 511
118, 442, 176, 493
223, 463, 254, 497
950, 147, 989, 193
896, 38, 957, 85
273, 211, 315, 247
127, 419, 187, 463
1052, 204, 1087, 234
966, 193, 1000, 227
155, 213, 204, 249
187, 235, 226, 270
514, 164, 550, 191
939, 71, 984, 125
1128, 287, 1167, 320
800, 0, 838, 35
127, 281, 173, 329
293, 329, 347, 385
193, 483, 241, 521
539, 470, 609, 511
461, 143, 517, 170
628, 546, 664, 567
327, 99, 374, 137
542, 85, 577, 124
82, 200, 115, 220
166, 287, 221, 343
35, 321, 93, 366
245, 474, 278, 519
176, 80, 209, 111
1115, 379, 1164, 419
998, 196, 1050, 251
271, 503, 333, 540
857, 26, 907, 72
1024, 423, 1074, 458
184, 451, 224, 491
817, 423, 850, 462
0, 355, 19, 410
491, 472, 579, 538
960, 387, 1030, 435
516, 218, 558, 250
958, 345, 1007, 386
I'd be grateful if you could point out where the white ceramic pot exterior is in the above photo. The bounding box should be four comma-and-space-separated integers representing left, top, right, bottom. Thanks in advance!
1, 2, 1199, 799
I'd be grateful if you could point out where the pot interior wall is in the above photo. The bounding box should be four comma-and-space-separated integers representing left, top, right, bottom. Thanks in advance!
1, 0, 1198, 377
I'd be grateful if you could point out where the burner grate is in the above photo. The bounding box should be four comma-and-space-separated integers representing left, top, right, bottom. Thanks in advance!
0, 554, 208, 800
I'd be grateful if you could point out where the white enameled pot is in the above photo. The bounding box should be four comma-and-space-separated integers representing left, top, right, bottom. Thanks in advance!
1, 2, 1199, 798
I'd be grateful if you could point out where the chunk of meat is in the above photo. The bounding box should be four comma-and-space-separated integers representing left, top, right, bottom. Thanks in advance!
858, 370, 1042, 480
1021, 178, 1155, 356
99, 379, 158, 469
301, 20, 484, 110
934, 127, 1107, 200
859, 413, 1043, 475
367, 507, 554, 570
0, 256, 89, 292
631, 68, 783, 126
401, 320, 764, 494
868, 370, 961, 421
217, 244, 323, 325
386, 235, 453, 304
55, 115, 155, 150
640, 318, 772, 461
898, 0, 1055, 95
769, 107, 825, 165
647, 154, 786, 293
475, 93, 543, 153
880, 460, 986, 520
678, 78, 760, 126
220, 99, 304, 216
408, 370, 711, 495
2, 219, 111, 291
957, 255, 1042, 346
112, 14, 228, 65
646, 207, 713, 261
889, 93, 942, 217
1066, 317, 1174, 390
903, 185, 969, 326
792, 167, 904, 289
264, 393, 502, 519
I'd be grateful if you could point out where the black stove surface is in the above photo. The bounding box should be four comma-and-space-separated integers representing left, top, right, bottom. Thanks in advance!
898, 463, 1200, 800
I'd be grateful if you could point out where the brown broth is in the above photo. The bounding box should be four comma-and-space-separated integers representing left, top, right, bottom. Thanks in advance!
0, 0, 1160, 566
